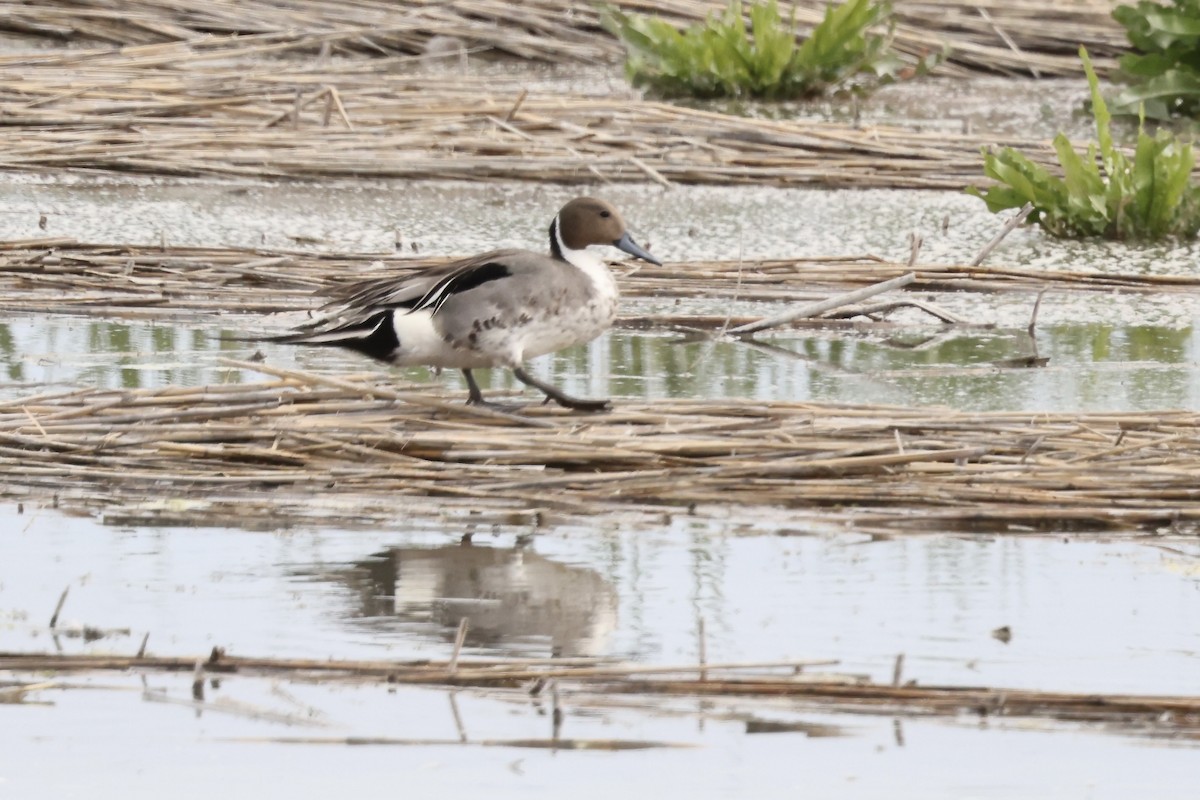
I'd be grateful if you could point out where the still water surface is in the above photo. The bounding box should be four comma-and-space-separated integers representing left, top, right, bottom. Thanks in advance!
3, 175, 1200, 796
3, 510, 1200, 798
5, 511, 1199, 695
3, 315, 1200, 413
4, 672, 1197, 800
3, 174, 1199, 274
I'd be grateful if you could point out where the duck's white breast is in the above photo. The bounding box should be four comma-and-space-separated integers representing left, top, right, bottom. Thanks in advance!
519, 250, 618, 359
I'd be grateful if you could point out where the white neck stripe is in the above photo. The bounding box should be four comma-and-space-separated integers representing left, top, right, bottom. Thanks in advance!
554, 216, 590, 270
552, 215, 568, 255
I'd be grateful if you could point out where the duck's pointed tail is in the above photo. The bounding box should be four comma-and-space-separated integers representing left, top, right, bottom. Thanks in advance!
228, 310, 400, 362
256, 325, 378, 346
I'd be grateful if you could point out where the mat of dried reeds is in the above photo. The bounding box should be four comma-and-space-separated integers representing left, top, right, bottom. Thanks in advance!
2, 366, 1199, 534
0, 4, 1134, 188
0, 55, 1068, 187
4, 649, 1200, 736
0, 1, 1127, 77
0, 240, 1193, 323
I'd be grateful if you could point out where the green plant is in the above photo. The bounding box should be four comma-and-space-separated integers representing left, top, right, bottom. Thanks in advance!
968, 47, 1200, 241
600, 0, 896, 100
1111, 0, 1200, 118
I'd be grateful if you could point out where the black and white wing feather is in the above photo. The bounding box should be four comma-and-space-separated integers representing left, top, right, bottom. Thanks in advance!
270, 250, 521, 348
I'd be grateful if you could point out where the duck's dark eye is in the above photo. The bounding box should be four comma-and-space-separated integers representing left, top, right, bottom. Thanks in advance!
599, 210, 611, 218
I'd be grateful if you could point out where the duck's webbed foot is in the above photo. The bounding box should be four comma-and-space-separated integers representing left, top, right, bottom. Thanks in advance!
512, 366, 611, 413
460, 369, 525, 411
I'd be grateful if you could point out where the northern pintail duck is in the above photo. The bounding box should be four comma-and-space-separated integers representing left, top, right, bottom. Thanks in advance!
269, 197, 660, 411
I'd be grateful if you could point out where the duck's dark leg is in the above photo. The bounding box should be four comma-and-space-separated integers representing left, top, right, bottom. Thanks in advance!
462, 369, 488, 405
512, 366, 610, 412
461, 369, 526, 411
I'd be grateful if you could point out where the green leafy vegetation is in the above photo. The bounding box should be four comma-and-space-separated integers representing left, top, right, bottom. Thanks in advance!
600, 0, 898, 100
1111, 0, 1200, 118
968, 47, 1200, 241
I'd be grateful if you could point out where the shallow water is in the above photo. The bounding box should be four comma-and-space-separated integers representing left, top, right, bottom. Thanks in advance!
4, 672, 1198, 800
6, 510, 1200, 694
3, 510, 1200, 798
4, 315, 1200, 413
4, 158, 1200, 793
700, 76, 1101, 142
5, 173, 1199, 273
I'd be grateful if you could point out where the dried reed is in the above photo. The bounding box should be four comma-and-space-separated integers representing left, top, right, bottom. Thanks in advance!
0, 241, 1193, 324
0, 62, 1062, 187
0, 3, 1135, 187
4, 649, 1199, 734
0, 1, 1127, 76
2, 367, 1199, 534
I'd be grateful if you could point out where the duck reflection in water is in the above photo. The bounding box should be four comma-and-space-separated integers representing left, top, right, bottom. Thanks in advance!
347, 541, 618, 658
